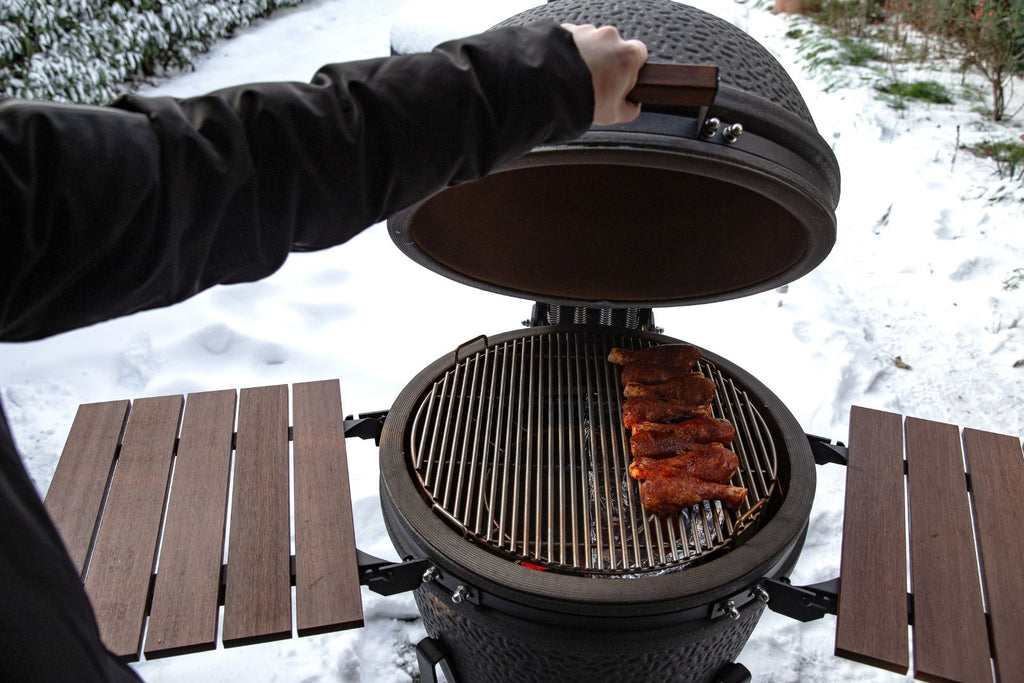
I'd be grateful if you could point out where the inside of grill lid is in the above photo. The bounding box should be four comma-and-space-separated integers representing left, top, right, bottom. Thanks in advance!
389, 149, 831, 307
387, 0, 840, 308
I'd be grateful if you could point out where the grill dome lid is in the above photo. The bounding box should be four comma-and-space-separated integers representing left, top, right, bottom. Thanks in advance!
388, 0, 840, 307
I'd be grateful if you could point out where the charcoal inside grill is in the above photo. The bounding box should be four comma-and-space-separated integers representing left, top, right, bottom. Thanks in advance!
408, 329, 779, 576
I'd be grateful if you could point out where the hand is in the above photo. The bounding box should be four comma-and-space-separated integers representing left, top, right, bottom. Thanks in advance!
562, 23, 648, 125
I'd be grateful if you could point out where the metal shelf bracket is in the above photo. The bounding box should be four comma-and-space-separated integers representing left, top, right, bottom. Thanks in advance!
356, 549, 433, 597
763, 576, 840, 622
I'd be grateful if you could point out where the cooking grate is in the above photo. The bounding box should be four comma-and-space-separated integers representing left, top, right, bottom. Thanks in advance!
407, 329, 778, 575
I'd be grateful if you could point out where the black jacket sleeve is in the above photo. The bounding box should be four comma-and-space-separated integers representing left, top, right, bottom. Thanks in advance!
0, 22, 593, 341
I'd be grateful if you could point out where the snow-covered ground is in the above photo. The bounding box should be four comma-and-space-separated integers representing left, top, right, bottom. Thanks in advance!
2, 0, 1022, 680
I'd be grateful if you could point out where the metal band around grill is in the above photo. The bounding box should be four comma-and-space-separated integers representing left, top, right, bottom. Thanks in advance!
601, 111, 833, 204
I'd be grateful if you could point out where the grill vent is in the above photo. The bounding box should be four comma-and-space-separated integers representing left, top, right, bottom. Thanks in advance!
408, 329, 777, 575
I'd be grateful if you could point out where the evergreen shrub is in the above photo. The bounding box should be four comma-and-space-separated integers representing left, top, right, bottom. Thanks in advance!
1, 0, 302, 104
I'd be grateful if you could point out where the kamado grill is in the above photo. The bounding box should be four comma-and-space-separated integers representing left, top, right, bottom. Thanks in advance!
377, 1, 841, 681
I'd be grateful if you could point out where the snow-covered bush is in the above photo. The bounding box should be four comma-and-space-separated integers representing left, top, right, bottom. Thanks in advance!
1, 0, 302, 104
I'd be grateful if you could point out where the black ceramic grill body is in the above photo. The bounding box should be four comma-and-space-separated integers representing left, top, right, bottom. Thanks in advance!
388, 0, 840, 309
378, 328, 815, 683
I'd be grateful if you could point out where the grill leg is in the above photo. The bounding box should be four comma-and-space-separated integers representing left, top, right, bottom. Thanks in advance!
417, 636, 455, 683
714, 662, 752, 683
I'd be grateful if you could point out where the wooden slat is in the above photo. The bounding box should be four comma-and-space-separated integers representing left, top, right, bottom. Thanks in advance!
83, 395, 183, 660
962, 428, 1024, 682
44, 400, 130, 575
905, 417, 992, 683
145, 389, 237, 658
222, 384, 291, 646
834, 406, 909, 673
292, 379, 364, 635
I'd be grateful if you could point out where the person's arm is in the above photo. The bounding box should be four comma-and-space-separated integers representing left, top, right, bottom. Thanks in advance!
0, 22, 641, 342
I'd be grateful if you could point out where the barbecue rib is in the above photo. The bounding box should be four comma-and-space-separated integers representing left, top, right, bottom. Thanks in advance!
628, 444, 739, 483
630, 418, 736, 458
607, 344, 701, 369
623, 374, 716, 404
631, 417, 736, 443
620, 361, 696, 385
622, 398, 712, 429
640, 476, 747, 512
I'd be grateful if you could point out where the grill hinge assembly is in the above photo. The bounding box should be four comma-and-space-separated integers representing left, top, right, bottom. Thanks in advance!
526, 303, 661, 331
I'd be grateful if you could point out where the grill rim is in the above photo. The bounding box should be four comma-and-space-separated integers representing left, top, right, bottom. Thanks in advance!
379, 326, 816, 618
407, 333, 778, 574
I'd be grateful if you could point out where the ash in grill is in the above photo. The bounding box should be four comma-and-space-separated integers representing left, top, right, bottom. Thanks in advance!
408, 329, 778, 575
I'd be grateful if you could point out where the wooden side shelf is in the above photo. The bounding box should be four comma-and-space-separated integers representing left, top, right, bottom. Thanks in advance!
44, 380, 364, 661
836, 406, 1024, 682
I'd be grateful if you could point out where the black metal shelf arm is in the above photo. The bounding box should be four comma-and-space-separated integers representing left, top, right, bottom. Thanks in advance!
343, 410, 388, 445
762, 435, 848, 622
763, 577, 840, 622
807, 433, 849, 466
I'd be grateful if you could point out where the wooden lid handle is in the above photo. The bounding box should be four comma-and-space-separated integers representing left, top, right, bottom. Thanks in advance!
628, 63, 719, 108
